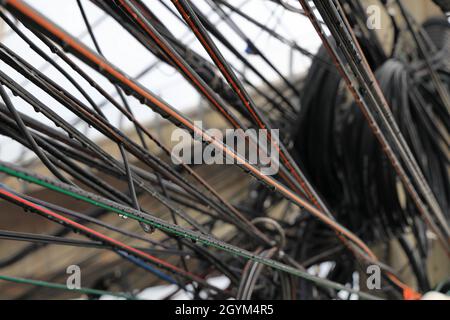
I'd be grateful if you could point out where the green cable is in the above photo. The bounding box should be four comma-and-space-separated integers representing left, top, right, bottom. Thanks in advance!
0, 162, 382, 300
0, 274, 137, 299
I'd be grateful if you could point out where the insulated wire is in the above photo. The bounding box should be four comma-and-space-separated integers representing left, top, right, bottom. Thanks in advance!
1, 0, 403, 272
0, 274, 137, 300
0, 185, 224, 293
298, 0, 449, 255
0, 161, 382, 300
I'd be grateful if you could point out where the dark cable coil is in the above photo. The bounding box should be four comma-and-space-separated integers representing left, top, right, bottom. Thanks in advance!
295, 18, 449, 243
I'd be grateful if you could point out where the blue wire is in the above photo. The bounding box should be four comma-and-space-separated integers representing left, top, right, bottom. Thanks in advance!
0, 184, 183, 291
116, 250, 179, 286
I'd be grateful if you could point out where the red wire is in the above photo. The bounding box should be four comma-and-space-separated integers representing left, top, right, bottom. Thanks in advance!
0, 187, 202, 282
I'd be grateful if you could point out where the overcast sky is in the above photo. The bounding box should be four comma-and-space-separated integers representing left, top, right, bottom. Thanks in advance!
0, 0, 321, 162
